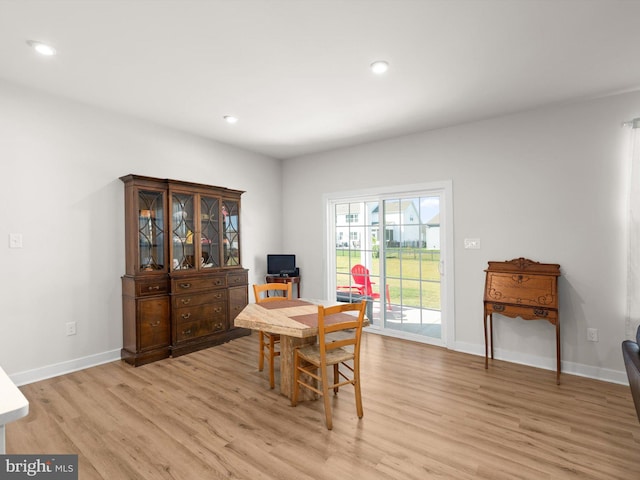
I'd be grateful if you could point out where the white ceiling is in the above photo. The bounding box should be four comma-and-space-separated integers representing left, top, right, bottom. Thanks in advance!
2, 0, 640, 159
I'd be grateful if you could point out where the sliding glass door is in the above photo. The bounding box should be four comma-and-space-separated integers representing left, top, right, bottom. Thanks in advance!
328, 183, 452, 346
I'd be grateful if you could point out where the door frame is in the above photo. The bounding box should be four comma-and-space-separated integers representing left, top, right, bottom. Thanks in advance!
323, 180, 455, 348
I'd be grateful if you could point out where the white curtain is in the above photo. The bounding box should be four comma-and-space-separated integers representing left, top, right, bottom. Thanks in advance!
627, 118, 640, 339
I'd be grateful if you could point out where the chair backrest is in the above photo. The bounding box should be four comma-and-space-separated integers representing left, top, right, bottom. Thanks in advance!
622, 325, 640, 422
317, 301, 366, 357
351, 264, 374, 295
253, 282, 293, 303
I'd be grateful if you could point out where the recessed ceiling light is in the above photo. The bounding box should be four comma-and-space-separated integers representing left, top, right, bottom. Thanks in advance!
27, 40, 57, 56
370, 60, 389, 75
223, 115, 238, 124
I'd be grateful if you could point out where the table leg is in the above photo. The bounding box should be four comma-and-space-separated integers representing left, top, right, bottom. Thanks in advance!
280, 335, 317, 400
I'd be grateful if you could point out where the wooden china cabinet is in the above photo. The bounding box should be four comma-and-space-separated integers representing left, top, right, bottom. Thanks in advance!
120, 174, 249, 366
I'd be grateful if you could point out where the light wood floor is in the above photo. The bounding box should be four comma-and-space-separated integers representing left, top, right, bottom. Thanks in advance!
7, 332, 640, 479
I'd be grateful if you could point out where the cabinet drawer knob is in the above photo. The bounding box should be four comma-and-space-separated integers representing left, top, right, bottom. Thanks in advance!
181, 298, 191, 305
182, 328, 192, 335
149, 320, 161, 327
179, 283, 191, 289
147, 285, 160, 291
214, 307, 222, 313
493, 304, 505, 312
215, 279, 222, 285
533, 308, 548, 317
181, 313, 191, 320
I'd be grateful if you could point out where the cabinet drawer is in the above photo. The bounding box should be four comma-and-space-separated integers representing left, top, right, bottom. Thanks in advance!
137, 297, 170, 350
486, 303, 558, 324
172, 275, 226, 292
175, 318, 228, 342
172, 290, 226, 308
136, 278, 170, 297
228, 286, 248, 321
174, 302, 226, 326
228, 271, 248, 286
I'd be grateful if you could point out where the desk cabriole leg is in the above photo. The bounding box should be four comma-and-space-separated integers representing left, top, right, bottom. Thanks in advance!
490, 313, 494, 359
556, 318, 561, 385
484, 309, 489, 369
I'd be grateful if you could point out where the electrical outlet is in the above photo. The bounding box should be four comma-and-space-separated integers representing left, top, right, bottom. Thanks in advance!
66, 321, 77, 336
587, 328, 598, 342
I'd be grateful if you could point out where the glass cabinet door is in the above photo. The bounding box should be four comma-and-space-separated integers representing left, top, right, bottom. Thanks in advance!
223, 199, 240, 266
171, 192, 196, 270
200, 195, 220, 269
169, 191, 240, 271
138, 190, 166, 272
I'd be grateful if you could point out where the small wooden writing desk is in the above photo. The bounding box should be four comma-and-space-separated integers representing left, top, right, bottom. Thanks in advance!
234, 298, 365, 399
0, 366, 29, 454
265, 275, 301, 298
484, 257, 561, 384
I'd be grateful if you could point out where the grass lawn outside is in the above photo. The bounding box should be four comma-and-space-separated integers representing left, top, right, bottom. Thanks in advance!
336, 248, 441, 310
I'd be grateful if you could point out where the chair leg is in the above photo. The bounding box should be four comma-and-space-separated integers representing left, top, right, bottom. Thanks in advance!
269, 337, 276, 389
291, 351, 299, 407
258, 332, 265, 372
320, 363, 333, 430
333, 364, 339, 395
354, 360, 363, 419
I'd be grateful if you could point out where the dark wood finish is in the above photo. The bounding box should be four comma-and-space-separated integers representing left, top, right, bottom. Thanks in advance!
170, 270, 249, 357
265, 275, 301, 298
9, 333, 640, 479
120, 175, 250, 366
121, 276, 171, 366
484, 257, 561, 383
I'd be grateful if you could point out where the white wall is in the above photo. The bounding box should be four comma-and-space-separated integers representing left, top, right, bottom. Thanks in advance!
282, 90, 640, 383
3, 76, 637, 385
0, 80, 283, 382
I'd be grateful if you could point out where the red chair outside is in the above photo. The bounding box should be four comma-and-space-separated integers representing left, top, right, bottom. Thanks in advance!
351, 264, 392, 311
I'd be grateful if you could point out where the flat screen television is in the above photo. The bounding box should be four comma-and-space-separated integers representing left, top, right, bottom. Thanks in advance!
267, 254, 296, 276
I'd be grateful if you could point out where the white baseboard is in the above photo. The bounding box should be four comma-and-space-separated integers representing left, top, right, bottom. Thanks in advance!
10, 339, 630, 387
453, 340, 629, 385
10, 349, 121, 387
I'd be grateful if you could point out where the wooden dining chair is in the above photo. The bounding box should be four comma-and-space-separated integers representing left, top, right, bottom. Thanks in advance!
253, 282, 293, 389
291, 300, 367, 430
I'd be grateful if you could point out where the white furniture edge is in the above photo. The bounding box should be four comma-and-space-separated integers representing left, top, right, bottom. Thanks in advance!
0, 366, 29, 454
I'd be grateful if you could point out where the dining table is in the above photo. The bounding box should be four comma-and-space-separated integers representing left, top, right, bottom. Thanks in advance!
234, 298, 367, 400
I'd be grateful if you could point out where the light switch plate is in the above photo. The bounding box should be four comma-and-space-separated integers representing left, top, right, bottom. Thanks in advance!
9, 233, 23, 248
464, 238, 480, 249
